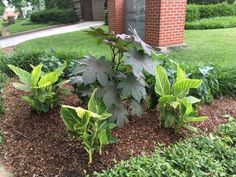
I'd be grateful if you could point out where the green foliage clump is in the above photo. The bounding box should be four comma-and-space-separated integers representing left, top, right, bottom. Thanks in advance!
0, 5, 4, 15
44, 0, 74, 9
188, 0, 225, 4
95, 119, 236, 176
30, 8, 78, 24
8, 62, 68, 113
186, 16, 236, 29
186, 4, 236, 22
155, 65, 207, 132
61, 89, 117, 164
71, 27, 156, 127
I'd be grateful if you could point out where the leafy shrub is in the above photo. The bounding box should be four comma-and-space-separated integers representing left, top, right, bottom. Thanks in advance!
0, 71, 8, 114
8, 62, 68, 113
186, 16, 236, 29
30, 8, 78, 24
61, 89, 117, 164
70, 27, 156, 127
155, 65, 207, 132
188, 0, 225, 4
0, 6, 4, 15
186, 5, 200, 22
227, 0, 235, 4
95, 120, 236, 176
186, 4, 236, 22
199, 4, 235, 19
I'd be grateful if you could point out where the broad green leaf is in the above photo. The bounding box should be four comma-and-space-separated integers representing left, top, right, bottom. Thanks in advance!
155, 65, 171, 96
54, 61, 67, 78
176, 64, 187, 82
13, 82, 31, 91
31, 64, 43, 86
182, 124, 198, 132
60, 105, 81, 130
38, 72, 58, 88
174, 79, 202, 97
184, 116, 208, 123
185, 96, 201, 104
8, 65, 31, 84
88, 88, 107, 115
98, 129, 109, 145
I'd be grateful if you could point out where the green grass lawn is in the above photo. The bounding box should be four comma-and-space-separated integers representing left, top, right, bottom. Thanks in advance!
18, 27, 236, 67
8, 19, 50, 34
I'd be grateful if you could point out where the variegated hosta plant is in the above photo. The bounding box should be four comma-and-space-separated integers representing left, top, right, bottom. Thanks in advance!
71, 27, 157, 127
155, 65, 208, 133
61, 89, 117, 164
8, 62, 69, 113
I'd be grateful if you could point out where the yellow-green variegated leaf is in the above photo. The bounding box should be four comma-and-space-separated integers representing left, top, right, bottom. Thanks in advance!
184, 116, 208, 123
185, 96, 201, 104
174, 79, 202, 98
54, 61, 67, 78
31, 64, 43, 86
8, 65, 31, 84
155, 66, 171, 96
176, 64, 187, 82
60, 105, 80, 130
37, 72, 58, 88
159, 95, 176, 108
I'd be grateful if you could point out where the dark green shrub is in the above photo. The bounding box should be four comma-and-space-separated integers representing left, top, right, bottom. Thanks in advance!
186, 5, 200, 22
30, 8, 78, 24
186, 16, 236, 29
188, 0, 225, 4
227, 0, 235, 4
0, 6, 4, 15
199, 4, 235, 19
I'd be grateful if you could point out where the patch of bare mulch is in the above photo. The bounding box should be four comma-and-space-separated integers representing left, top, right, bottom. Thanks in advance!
0, 82, 236, 177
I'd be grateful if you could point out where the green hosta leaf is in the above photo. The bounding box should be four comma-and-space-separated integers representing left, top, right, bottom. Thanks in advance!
31, 64, 43, 86
38, 72, 58, 88
174, 79, 202, 98
88, 89, 107, 115
110, 105, 128, 128
12, 82, 31, 91
124, 48, 155, 76
72, 56, 114, 86
176, 64, 187, 82
117, 76, 147, 102
155, 66, 171, 96
184, 116, 208, 123
8, 64, 31, 84
130, 100, 144, 116
98, 81, 120, 108
180, 98, 194, 117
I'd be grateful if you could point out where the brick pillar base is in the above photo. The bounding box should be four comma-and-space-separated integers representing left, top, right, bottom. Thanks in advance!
145, 0, 187, 47
108, 0, 187, 47
107, 0, 125, 34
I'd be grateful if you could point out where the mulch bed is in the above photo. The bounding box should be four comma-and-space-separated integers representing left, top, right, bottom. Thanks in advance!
0, 82, 236, 177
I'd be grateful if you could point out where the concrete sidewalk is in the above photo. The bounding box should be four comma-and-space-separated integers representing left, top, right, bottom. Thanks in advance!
0, 21, 103, 48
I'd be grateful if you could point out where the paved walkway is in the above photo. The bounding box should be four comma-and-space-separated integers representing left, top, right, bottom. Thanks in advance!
0, 21, 103, 48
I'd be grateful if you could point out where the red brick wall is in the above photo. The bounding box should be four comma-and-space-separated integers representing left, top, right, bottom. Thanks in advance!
108, 0, 125, 34
108, 0, 187, 47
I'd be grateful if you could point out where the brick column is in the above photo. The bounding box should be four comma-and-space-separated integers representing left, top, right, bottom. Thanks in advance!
107, 0, 125, 34
145, 0, 187, 47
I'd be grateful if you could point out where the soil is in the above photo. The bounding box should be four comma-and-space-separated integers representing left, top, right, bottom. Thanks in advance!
0, 82, 236, 177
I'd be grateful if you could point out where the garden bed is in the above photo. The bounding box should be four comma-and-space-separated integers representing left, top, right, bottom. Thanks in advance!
0, 82, 235, 176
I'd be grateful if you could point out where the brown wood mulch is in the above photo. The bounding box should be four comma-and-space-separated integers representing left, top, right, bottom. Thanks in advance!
0, 82, 236, 177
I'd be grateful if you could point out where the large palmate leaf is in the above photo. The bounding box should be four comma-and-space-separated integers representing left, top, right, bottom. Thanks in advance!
8, 64, 31, 84
98, 81, 120, 108
110, 105, 128, 128
124, 48, 155, 76
128, 27, 157, 56
155, 65, 171, 96
117, 76, 147, 102
130, 100, 144, 116
72, 56, 114, 86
